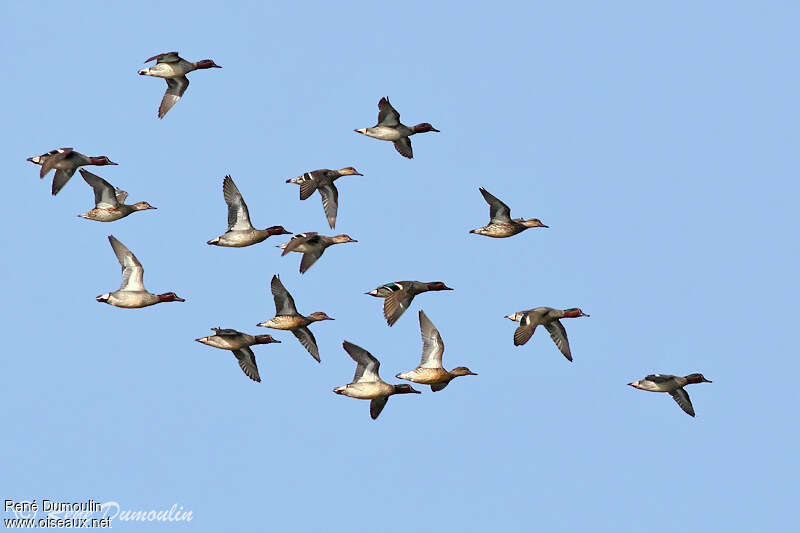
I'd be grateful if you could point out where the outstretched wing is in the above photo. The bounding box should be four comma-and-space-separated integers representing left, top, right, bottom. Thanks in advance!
544, 319, 573, 361
145, 52, 180, 63
418, 310, 444, 368
670, 388, 696, 417
318, 184, 339, 229
479, 187, 512, 223
343, 341, 380, 383
513, 313, 537, 346
158, 76, 189, 118
377, 97, 400, 127
293, 327, 321, 362
222, 175, 253, 231
108, 235, 145, 292
80, 169, 119, 208
233, 347, 261, 383
270, 275, 299, 315
393, 137, 413, 159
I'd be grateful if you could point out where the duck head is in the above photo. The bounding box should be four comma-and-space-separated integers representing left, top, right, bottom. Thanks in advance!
90, 156, 118, 166
133, 201, 157, 211
158, 292, 186, 303
267, 225, 292, 236
195, 59, 222, 69
426, 282, 453, 291
450, 366, 478, 377
686, 373, 712, 384
308, 312, 334, 321
413, 123, 440, 133
393, 384, 421, 394
338, 167, 363, 176
255, 335, 281, 345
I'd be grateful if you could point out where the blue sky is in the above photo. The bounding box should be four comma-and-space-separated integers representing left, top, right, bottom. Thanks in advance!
3, 1, 798, 530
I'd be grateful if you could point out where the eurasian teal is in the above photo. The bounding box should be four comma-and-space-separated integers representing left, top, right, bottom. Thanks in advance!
256, 275, 333, 362
78, 169, 156, 222
395, 310, 477, 392
504, 307, 589, 361
27, 148, 117, 195
334, 341, 421, 419
276, 232, 357, 274
354, 97, 439, 158
96, 235, 185, 308
628, 373, 712, 417
138, 52, 221, 118
286, 167, 362, 229
207, 175, 291, 247
196, 328, 281, 383
366, 281, 453, 326
470, 187, 548, 238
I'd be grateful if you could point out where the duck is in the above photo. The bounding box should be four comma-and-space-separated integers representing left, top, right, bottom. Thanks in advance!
276, 232, 357, 274
138, 51, 221, 118
354, 97, 439, 158
628, 373, 713, 417
504, 307, 589, 361
366, 281, 453, 326
195, 328, 281, 383
27, 148, 117, 195
77, 169, 156, 222
207, 175, 291, 247
286, 167, 363, 228
396, 310, 477, 391
256, 275, 334, 362
96, 235, 185, 308
470, 187, 548, 237
334, 341, 421, 420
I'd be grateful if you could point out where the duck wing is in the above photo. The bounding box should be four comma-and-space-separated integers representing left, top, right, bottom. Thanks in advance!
513, 312, 538, 346
38, 147, 72, 178
544, 319, 573, 361
158, 76, 189, 119
370, 397, 388, 420
479, 187, 512, 223
222, 175, 254, 231
145, 51, 181, 63
299, 250, 324, 274
393, 137, 413, 159
270, 275, 299, 315
108, 235, 145, 292
318, 184, 339, 229
292, 327, 321, 362
343, 341, 381, 382
377, 97, 400, 127
418, 310, 444, 368
669, 388, 696, 417
52, 168, 78, 196
80, 169, 120, 208
383, 287, 413, 327
233, 347, 261, 383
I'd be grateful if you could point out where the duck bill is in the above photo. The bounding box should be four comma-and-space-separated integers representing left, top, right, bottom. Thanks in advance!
703, 378, 713, 383
174, 297, 186, 302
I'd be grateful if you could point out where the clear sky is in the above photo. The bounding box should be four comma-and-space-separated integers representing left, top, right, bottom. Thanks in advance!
3, 1, 798, 531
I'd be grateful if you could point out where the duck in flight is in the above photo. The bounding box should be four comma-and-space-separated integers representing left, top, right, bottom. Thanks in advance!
334, 341, 421, 420
286, 167, 362, 229
628, 373, 712, 417
196, 328, 281, 383
138, 51, 221, 118
207, 175, 291, 247
256, 275, 334, 362
470, 187, 548, 238
96, 235, 185, 308
504, 307, 589, 361
395, 310, 477, 392
354, 97, 439, 158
